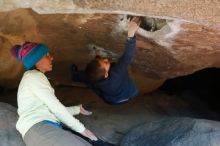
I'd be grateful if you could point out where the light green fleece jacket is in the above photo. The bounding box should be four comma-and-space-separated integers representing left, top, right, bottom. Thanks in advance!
16, 70, 85, 138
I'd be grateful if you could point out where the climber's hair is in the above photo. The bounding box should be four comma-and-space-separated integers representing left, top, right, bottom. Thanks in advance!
85, 56, 106, 81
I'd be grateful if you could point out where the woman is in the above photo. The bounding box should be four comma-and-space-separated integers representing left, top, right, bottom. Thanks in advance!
11, 42, 97, 146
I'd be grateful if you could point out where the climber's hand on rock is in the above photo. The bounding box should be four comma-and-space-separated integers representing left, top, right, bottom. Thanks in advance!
128, 16, 141, 37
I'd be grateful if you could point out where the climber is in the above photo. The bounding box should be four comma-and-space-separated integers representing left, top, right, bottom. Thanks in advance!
70, 16, 141, 104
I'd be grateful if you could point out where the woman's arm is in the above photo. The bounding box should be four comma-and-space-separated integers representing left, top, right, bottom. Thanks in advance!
66, 105, 80, 116
28, 73, 85, 133
66, 104, 92, 116
27, 72, 97, 140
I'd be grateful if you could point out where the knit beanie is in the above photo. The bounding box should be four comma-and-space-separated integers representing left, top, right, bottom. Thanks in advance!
10, 42, 49, 70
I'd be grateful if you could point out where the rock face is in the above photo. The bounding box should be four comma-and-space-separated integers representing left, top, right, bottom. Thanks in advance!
1, 0, 220, 27
135, 22, 220, 79
0, 102, 25, 146
0, 2, 219, 92
121, 117, 220, 146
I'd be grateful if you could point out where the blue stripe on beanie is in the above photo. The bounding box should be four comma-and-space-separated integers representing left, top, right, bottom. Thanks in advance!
22, 44, 49, 70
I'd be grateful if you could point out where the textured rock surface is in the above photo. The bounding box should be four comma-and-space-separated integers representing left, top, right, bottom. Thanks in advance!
0, 0, 220, 27
0, 102, 25, 146
0, 8, 220, 92
135, 22, 220, 78
121, 117, 220, 146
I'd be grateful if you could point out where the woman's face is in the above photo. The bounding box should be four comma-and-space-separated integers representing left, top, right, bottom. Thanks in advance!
35, 53, 53, 73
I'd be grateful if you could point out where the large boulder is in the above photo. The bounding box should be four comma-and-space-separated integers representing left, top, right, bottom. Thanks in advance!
1, 0, 220, 27
0, 1, 219, 92
0, 102, 25, 146
121, 117, 220, 146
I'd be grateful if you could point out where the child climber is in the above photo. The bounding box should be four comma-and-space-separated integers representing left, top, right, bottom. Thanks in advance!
71, 17, 141, 104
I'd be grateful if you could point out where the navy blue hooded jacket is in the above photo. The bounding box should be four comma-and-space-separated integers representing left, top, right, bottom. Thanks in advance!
73, 37, 138, 104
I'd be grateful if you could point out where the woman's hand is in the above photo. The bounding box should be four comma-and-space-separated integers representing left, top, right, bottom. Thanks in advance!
81, 129, 98, 141
80, 104, 92, 116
